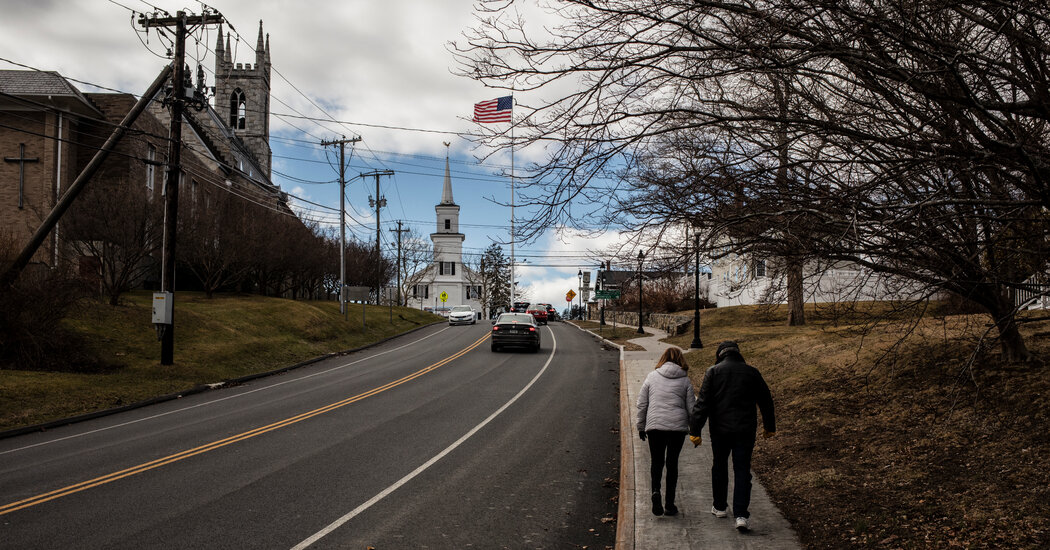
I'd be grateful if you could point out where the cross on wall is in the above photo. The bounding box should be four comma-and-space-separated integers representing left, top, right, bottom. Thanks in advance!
4, 143, 39, 209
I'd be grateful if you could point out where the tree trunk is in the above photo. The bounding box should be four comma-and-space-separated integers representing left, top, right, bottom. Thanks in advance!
786, 258, 806, 326
987, 293, 1031, 363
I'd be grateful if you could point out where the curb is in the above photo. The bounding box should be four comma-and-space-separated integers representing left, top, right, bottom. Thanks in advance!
0, 321, 444, 441
567, 321, 633, 550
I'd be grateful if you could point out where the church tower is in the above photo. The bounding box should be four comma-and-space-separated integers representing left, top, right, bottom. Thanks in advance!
214, 21, 272, 178
431, 149, 465, 275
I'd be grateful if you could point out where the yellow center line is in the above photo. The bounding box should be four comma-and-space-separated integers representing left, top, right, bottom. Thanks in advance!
0, 333, 490, 516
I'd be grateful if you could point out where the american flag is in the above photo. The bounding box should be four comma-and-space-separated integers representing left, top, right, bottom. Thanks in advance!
473, 96, 513, 123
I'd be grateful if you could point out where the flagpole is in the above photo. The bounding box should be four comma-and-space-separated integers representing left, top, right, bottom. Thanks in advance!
510, 94, 515, 306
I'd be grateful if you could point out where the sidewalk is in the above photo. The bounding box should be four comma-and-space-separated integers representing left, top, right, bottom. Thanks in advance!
604, 323, 801, 550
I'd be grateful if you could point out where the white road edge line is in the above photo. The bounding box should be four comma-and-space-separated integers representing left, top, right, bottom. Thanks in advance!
291, 327, 559, 550
0, 327, 452, 456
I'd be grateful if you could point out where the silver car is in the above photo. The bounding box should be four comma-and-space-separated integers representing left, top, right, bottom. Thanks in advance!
448, 305, 477, 325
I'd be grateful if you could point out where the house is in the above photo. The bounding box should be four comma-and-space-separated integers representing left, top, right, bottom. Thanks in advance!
709, 253, 923, 308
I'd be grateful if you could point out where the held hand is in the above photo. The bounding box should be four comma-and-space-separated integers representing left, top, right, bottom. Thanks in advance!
762, 429, 776, 439
639, 430, 647, 441
689, 435, 702, 448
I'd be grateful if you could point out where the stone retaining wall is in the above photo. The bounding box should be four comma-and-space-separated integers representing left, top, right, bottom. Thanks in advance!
592, 308, 693, 336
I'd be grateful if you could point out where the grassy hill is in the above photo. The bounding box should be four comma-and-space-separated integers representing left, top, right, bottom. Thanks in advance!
0, 291, 441, 431
660, 304, 1050, 549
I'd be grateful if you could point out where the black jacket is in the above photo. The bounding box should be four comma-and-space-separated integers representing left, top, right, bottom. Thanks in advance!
689, 352, 775, 437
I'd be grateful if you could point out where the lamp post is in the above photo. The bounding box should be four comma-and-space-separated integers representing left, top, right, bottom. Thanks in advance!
636, 250, 645, 334
690, 231, 703, 348
577, 269, 583, 320
599, 265, 606, 326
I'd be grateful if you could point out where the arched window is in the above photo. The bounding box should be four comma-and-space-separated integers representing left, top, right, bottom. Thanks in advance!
229, 89, 246, 129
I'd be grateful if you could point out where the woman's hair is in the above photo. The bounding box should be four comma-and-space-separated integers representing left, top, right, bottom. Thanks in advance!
655, 347, 688, 370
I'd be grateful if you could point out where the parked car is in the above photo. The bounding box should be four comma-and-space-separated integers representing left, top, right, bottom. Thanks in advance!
490, 313, 541, 353
510, 301, 530, 313
448, 305, 477, 326
433, 307, 451, 318
526, 306, 548, 325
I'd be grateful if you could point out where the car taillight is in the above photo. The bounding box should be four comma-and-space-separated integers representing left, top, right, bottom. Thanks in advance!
492, 326, 499, 331
529, 327, 537, 332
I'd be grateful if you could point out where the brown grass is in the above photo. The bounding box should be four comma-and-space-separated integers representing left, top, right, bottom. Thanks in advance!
663, 303, 1050, 549
0, 291, 441, 431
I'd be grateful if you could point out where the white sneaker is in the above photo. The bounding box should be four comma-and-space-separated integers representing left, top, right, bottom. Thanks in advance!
710, 506, 727, 518
735, 517, 750, 531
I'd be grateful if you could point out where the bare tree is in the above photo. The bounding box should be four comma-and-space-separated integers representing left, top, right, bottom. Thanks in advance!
455, 0, 1050, 361
64, 172, 162, 305
399, 229, 435, 307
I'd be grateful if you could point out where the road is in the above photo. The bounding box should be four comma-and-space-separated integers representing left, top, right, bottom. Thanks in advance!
0, 321, 621, 549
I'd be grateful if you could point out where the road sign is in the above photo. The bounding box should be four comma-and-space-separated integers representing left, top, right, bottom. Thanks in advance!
595, 290, 621, 299
440, 291, 448, 303
566, 289, 576, 302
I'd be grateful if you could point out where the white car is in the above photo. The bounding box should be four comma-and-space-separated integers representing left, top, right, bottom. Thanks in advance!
448, 305, 477, 325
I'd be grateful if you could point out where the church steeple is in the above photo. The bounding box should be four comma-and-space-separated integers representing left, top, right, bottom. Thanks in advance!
440, 144, 455, 205
432, 142, 464, 247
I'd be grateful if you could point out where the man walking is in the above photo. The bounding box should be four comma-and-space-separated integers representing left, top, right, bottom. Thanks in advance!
689, 340, 776, 531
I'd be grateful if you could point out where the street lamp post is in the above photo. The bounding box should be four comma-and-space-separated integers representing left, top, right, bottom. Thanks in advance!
690, 231, 703, 348
577, 269, 583, 320
599, 265, 606, 326
637, 250, 645, 334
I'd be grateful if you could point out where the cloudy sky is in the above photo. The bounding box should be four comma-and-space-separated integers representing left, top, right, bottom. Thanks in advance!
1, 0, 629, 308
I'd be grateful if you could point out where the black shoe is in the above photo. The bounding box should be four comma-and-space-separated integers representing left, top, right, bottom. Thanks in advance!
651, 492, 663, 516
664, 503, 679, 516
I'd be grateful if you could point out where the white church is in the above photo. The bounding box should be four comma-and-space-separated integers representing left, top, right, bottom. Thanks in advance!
408, 152, 485, 315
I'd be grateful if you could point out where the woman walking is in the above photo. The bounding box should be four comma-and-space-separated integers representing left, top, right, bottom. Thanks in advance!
636, 347, 695, 516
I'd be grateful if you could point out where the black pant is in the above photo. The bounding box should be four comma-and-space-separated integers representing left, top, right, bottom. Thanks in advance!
710, 431, 756, 518
646, 430, 686, 502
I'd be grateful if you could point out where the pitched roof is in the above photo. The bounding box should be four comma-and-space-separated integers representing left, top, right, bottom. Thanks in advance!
0, 70, 102, 116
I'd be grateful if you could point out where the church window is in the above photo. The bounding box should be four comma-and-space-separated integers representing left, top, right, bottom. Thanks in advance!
230, 89, 246, 129
146, 144, 156, 194
412, 284, 429, 299
439, 261, 456, 275
755, 259, 766, 278
444, 219, 451, 230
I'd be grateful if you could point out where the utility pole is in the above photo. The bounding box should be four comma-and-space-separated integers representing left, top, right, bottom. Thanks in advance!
363, 169, 393, 304
139, 10, 221, 365
321, 136, 361, 317
389, 220, 408, 307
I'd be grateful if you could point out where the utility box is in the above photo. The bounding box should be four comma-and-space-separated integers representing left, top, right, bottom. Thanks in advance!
152, 292, 173, 324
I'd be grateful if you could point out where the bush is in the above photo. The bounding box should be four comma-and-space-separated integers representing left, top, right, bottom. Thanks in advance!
0, 238, 91, 370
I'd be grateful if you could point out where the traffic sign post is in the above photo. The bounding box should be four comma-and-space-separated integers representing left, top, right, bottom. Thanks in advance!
440, 291, 448, 303
566, 289, 576, 302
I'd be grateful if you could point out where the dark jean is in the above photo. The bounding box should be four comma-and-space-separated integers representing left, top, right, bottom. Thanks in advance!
646, 430, 686, 502
710, 431, 756, 518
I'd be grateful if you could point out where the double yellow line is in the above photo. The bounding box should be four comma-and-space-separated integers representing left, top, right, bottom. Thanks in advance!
0, 333, 490, 516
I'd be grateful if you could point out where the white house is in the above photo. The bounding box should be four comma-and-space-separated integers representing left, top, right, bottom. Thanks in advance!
709, 253, 924, 308
408, 153, 484, 314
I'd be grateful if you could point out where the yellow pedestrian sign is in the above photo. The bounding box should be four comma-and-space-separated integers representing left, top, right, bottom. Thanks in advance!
440, 291, 448, 303
566, 289, 576, 302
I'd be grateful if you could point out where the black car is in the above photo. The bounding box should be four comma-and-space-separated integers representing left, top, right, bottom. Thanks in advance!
510, 301, 531, 313
490, 313, 541, 353
542, 303, 559, 321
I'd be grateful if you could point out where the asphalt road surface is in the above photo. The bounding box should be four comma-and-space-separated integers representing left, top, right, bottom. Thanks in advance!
0, 321, 621, 549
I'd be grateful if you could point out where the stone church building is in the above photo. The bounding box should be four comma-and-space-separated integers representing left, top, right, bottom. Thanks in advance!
0, 22, 287, 281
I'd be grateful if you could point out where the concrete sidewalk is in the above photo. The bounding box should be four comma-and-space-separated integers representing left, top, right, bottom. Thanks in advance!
607, 324, 801, 550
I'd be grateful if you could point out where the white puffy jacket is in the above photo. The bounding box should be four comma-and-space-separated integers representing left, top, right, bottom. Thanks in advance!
636, 361, 696, 433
